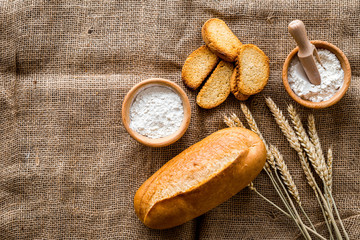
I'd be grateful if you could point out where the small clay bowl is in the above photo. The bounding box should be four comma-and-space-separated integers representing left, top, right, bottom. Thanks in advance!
283, 40, 351, 109
122, 78, 191, 147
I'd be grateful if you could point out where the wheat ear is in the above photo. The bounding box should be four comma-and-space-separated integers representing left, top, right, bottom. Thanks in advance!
326, 147, 334, 214
270, 145, 301, 206
230, 113, 244, 128
308, 115, 330, 185
327, 147, 333, 194
240, 103, 276, 169
308, 114, 334, 220
288, 105, 325, 180
224, 115, 237, 128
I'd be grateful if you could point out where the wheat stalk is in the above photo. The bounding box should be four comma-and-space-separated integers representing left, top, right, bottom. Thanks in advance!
249, 182, 326, 240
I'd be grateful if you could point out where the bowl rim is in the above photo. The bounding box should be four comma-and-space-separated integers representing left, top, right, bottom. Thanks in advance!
122, 78, 191, 147
282, 40, 351, 109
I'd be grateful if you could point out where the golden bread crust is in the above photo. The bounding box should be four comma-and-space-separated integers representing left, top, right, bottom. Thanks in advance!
134, 127, 267, 229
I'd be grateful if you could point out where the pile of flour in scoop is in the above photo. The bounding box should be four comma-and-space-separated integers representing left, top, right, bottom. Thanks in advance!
129, 86, 184, 139
288, 49, 344, 102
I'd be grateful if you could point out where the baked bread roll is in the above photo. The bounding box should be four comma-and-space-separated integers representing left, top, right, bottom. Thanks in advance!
234, 44, 269, 95
196, 60, 234, 109
182, 45, 219, 90
230, 67, 250, 101
202, 18, 242, 62
134, 127, 267, 229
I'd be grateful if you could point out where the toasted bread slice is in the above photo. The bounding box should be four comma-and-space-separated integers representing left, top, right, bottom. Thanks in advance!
182, 45, 219, 90
235, 44, 269, 95
202, 18, 242, 62
196, 61, 234, 109
230, 67, 250, 101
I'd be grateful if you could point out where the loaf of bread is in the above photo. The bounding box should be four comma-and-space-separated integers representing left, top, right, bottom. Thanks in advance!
134, 127, 267, 229
234, 44, 269, 95
230, 67, 250, 101
182, 45, 219, 90
202, 18, 242, 62
196, 60, 234, 109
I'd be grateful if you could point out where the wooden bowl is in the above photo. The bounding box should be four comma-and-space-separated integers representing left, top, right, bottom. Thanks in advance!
122, 78, 191, 147
282, 40, 351, 109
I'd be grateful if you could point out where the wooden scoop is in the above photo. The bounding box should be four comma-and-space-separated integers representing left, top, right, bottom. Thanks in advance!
288, 20, 321, 85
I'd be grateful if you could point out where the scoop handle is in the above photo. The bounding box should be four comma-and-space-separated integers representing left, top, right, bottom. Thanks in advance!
288, 20, 313, 57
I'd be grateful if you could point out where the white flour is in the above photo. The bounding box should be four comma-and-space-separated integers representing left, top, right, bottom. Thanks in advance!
129, 85, 184, 139
288, 49, 344, 102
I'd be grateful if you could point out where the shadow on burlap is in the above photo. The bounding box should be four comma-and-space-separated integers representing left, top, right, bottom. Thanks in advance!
0, 0, 359, 239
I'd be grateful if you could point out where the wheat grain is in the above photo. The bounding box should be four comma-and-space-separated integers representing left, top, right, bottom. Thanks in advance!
271, 145, 301, 206
288, 104, 325, 180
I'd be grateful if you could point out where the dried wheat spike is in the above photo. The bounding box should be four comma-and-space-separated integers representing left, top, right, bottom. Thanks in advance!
240, 103, 261, 136
223, 115, 237, 128
298, 151, 316, 190
327, 147, 333, 193
240, 103, 276, 170
288, 105, 325, 180
271, 145, 301, 206
308, 114, 329, 182
230, 113, 244, 128
265, 98, 300, 150
326, 147, 334, 212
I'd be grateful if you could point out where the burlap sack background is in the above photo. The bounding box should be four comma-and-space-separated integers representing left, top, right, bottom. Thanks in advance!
0, 0, 359, 239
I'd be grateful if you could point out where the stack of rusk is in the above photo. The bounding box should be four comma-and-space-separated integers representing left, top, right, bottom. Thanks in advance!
182, 18, 270, 109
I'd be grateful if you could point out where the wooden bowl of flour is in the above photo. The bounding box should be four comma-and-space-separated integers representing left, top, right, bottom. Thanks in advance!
283, 40, 351, 109
122, 78, 191, 147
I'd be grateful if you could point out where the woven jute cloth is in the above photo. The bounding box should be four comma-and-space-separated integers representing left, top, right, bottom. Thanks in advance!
0, 0, 359, 239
